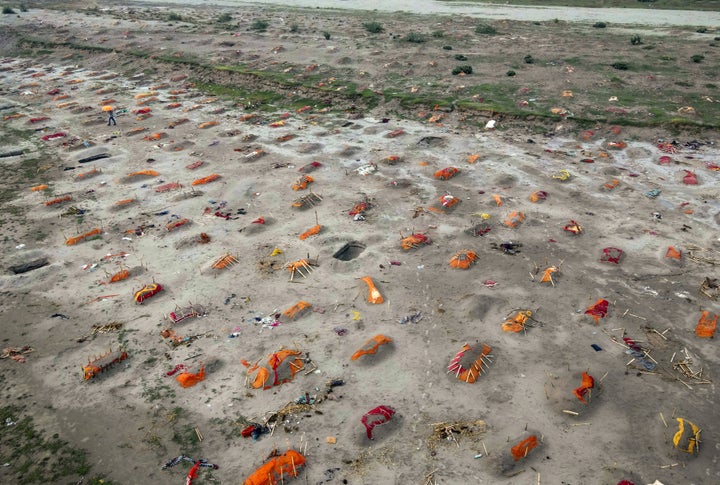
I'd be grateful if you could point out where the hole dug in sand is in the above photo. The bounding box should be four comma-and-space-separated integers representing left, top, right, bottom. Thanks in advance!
333, 241, 366, 261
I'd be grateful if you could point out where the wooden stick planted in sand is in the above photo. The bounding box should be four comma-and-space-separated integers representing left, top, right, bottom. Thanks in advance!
303, 361, 318, 375
562, 410, 579, 416
659, 412, 668, 428
85, 294, 119, 305
423, 469, 438, 485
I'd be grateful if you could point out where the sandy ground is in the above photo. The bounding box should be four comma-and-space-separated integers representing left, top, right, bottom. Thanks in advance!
1, 4, 719, 485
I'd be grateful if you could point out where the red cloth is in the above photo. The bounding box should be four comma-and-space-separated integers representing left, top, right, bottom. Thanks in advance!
585, 299, 609, 324
361, 406, 395, 439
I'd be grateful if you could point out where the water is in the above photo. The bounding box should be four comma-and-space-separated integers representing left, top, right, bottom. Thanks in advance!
129, 0, 720, 27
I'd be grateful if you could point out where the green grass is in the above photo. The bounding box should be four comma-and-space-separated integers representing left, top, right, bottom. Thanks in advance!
363, 21, 384, 34
141, 381, 176, 403
250, 19, 269, 32
171, 425, 201, 454
0, 406, 112, 484
193, 80, 285, 108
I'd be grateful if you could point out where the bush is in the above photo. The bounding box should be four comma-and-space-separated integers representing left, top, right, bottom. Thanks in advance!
3, 6, 16, 14
524, 54, 534, 64
432, 30, 444, 38
404, 32, 426, 43
593, 22, 607, 28
167, 12, 182, 21
250, 19, 269, 32
691, 54, 705, 63
290, 23, 299, 33
506, 70, 516, 77
442, 45, 452, 50
611, 62, 629, 70
475, 23, 497, 35
454, 54, 467, 61
217, 13, 232, 23
452, 65, 473, 75
630, 34, 642, 45
322, 31, 331, 40
19, 4, 27, 12
696, 27, 707, 33
363, 21, 383, 34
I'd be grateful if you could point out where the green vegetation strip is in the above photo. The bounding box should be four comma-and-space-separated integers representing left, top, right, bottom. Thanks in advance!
14, 36, 720, 129
0, 406, 112, 485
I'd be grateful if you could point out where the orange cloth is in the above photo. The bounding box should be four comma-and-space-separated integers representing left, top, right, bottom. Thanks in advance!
573, 372, 595, 403
510, 435, 538, 461
695, 311, 717, 338
351, 335, 392, 361
176, 367, 205, 388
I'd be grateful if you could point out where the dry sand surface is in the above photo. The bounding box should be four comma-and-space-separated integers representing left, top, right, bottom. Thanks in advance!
1, 4, 719, 485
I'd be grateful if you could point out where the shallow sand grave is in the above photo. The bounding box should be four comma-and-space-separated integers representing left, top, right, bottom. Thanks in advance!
1, 4, 720, 485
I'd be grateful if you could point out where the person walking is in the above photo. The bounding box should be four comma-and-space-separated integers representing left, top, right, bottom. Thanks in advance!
107, 109, 116, 126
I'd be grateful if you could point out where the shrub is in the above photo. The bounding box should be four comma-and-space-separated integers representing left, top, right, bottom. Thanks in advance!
475, 23, 497, 35
452, 65, 473, 75
323, 31, 331, 40
3, 6, 16, 14
524, 54, 534, 64
506, 70, 516, 77
442, 45, 452, 50
432, 30, 444, 38
363, 21, 383, 34
250, 19, 269, 32
290, 23, 299, 33
404, 32, 426, 43
611, 62, 629, 70
696, 27, 707, 33
19, 4, 27, 12
454, 54, 467, 61
691, 54, 705, 63
593, 22, 607, 28
167, 12, 181, 21
217, 13, 232, 23
630, 34, 642, 45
